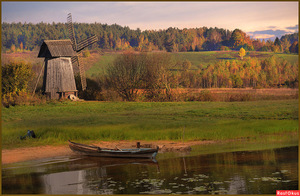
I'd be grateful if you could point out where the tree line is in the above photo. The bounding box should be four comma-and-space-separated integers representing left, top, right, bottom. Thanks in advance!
2, 22, 298, 53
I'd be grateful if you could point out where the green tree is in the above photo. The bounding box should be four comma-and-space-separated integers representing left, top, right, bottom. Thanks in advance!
101, 31, 109, 49
230, 74, 243, 88
289, 41, 298, 54
274, 37, 281, 46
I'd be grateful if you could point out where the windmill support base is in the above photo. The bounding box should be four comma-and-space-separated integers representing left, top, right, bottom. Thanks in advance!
44, 90, 78, 100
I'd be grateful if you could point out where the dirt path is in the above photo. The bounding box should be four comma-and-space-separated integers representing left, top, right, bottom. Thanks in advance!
2, 140, 216, 165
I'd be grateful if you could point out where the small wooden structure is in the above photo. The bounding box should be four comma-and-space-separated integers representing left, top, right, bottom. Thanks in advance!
38, 40, 78, 99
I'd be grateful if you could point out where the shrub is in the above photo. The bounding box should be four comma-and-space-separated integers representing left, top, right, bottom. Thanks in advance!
2, 92, 47, 108
2, 61, 35, 107
199, 90, 215, 101
83, 50, 91, 58
2, 61, 33, 95
220, 46, 231, 51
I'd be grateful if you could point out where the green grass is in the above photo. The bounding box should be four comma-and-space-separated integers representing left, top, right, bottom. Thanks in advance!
85, 53, 117, 78
2, 100, 298, 149
172, 51, 222, 69
273, 53, 299, 65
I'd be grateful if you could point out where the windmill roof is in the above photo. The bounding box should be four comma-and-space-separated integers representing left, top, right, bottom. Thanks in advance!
38, 39, 76, 58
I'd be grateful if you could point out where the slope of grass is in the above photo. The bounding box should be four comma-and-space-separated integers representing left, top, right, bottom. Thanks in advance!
84, 51, 298, 76
274, 53, 299, 65
2, 51, 297, 78
85, 53, 117, 78
2, 99, 298, 149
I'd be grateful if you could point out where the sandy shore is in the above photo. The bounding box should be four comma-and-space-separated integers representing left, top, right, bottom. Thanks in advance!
2, 140, 216, 165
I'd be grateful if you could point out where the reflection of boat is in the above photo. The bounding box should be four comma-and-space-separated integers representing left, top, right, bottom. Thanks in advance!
68, 140, 158, 159
68, 155, 159, 171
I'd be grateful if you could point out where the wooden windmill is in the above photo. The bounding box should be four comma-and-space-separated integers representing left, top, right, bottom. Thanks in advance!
37, 13, 98, 99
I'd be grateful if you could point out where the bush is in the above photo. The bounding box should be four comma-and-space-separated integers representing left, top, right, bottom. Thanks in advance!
83, 50, 91, 58
2, 61, 35, 107
199, 90, 215, 101
2, 92, 47, 108
2, 61, 33, 95
220, 46, 231, 51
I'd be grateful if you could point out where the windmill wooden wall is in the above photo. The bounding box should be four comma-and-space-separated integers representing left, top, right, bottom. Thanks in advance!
38, 40, 78, 99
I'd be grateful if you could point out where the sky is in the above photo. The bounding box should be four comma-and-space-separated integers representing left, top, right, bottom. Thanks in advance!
1, 1, 299, 40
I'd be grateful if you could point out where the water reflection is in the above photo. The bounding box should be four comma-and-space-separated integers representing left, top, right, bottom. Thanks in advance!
2, 146, 298, 194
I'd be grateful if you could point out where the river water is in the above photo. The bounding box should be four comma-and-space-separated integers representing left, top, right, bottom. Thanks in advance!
2, 140, 298, 194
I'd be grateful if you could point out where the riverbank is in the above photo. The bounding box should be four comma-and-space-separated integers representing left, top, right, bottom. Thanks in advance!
2, 140, 214, 165
2, 131, 298, 165
2, 100, 298, 150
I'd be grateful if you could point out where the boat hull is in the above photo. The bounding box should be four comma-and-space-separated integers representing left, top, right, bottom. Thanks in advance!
69, 141, 158, 159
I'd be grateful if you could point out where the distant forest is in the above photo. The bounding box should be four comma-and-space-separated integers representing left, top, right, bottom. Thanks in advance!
1, 22, 299, 53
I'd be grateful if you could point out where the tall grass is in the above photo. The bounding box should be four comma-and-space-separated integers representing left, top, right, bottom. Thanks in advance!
2, 100, 298, 149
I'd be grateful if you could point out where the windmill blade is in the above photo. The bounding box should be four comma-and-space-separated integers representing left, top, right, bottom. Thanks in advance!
71, 54, 87, 91
76, 35, 98, 52
78, 56, 87, 91
67, 13, 77, 51
71, 56, 79, 66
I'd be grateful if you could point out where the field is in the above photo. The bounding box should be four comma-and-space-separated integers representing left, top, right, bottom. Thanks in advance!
84, 51, 299, 77
3, 50, 297, 78
2, 99, 298, 149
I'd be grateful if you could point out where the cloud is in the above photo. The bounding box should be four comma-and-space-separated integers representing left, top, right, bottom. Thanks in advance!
247, 29, 294, 40
252, 34, 276, 40
286, 25, 299, 30
1, 1, 298, 33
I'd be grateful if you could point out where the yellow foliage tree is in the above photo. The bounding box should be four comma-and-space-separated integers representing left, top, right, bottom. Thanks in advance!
10, 44, 16, 53
238, 47, 246, 60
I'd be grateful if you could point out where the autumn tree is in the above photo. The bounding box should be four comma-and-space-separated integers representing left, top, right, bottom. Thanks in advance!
281, 37, 291, 53
19, 42, 23, 51
238, 47, 246, 60
106, 52, 175, 101
142, 52, 175, 100
182, 60, 192, 71
106, 52, 146, 101
230, 29, 253, 50
10, 44, 16, 53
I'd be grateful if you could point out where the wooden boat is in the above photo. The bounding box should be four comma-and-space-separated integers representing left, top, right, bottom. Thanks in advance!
68, 140, 158, 159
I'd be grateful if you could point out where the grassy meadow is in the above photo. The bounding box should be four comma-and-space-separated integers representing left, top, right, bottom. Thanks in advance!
2, 50, 298, 77
85, 51, 298, 77
2, 99, 298, 149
